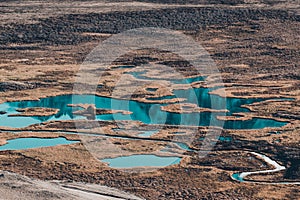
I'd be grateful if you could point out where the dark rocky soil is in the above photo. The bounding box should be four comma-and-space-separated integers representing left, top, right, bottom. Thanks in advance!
1, 7, 299, 46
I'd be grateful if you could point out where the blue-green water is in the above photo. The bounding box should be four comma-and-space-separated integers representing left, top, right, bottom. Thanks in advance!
0, 137, 79, 151
138, 130, 158, 137
175, 142, 192, 151
232, 173, 244, 182
102, 154, 181, 168
219, 136, 232, 142
0, 75, 290, 169
112, 65, 134, 69
0, 87, 287, 129
199, 136, 232, 142
0, 74, 289, 129
0, 96, 85, 128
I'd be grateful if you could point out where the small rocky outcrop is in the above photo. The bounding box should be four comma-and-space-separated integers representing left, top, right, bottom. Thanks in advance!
73, 104, 96, 120
86, 105, 96, 120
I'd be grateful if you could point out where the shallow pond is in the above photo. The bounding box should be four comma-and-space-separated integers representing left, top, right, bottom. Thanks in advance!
0, 137, 79, 151
232, 173, 244, 182
102, 154, 181, 168
138, 130, 159, 137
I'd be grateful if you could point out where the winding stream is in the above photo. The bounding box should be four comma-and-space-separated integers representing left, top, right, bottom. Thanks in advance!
231, 152, 300, 185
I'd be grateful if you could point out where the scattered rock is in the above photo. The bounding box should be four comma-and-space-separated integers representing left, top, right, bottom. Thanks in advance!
86, 105, 96, 120
0, 111, 6, 115
0, 82, 48, 92
73, 104, 96, 120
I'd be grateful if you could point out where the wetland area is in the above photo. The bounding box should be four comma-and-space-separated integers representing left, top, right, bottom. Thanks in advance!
0, 0, 299, 199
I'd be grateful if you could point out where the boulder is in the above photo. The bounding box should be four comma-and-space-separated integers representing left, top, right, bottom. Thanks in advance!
0, 111, 6, 115
86, 105, 96, 120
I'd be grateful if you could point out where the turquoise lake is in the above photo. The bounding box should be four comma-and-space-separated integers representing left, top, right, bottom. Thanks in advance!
0, 72, 287, 129
0, 137, 79, 151
0, 86, 287, 129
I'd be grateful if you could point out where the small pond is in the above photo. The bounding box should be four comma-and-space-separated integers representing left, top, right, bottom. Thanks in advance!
102, 154, 181, 168
138, 130, 159, 137
232, 173, 244, 182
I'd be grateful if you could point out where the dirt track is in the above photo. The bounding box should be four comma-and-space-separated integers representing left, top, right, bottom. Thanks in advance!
0, 170, 143, 200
